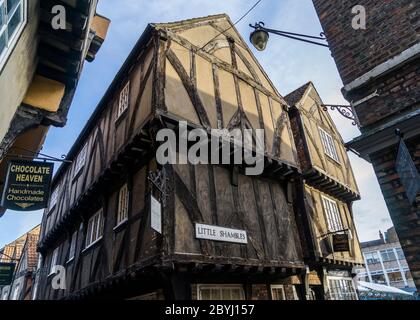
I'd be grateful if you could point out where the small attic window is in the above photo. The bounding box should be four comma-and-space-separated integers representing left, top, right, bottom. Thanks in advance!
0, 0, 27, 71
117, 81, 130, 119
319, 127, 340, 163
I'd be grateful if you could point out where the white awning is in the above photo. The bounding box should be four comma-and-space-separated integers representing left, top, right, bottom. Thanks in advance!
357, 281, 413, 296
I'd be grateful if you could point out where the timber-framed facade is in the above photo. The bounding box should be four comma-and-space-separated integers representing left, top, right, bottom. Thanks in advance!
35, 14, 363, 300
287, 82, 364, 300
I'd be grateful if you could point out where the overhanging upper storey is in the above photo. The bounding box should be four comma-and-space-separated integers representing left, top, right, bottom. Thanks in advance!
0, 0, 109, 217
152, 14, 300, 170
286, 82, 360, 202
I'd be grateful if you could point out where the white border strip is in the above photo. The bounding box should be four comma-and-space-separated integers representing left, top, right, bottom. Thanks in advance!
344, 42, 420, 92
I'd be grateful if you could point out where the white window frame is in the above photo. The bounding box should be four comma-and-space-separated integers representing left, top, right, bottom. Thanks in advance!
115, 183, 129, 227
270, 285, 286, 300
364, 251, 380, 264
380, 248, 396, 262
117, 81, 130, 119
85, 209, 104, 249
49, 246, 59, 276
318, 127, 340, 163
48, 184, 60, 212
197, 284, 245, 300
327, 276, 358, 300
321, 195, 344, 233
73, 143, 87, 178
270, 285, 299, 300
0, 0, 27, 71
67, 230, 77, 262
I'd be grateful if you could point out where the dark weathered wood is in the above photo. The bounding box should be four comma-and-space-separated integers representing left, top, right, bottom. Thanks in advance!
212, 65, 224, 129
273, 112, 288, 159
154, 33, 168, 113
174, 171, 211, 256
128, 59, 155, 137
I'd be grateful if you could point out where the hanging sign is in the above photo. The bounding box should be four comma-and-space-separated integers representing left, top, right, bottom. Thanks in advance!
395, 139, 420, 205
0, 262, 15, 286
332, 233, 350, 252
195, 223, 248, 244
1, 160, 54, 211
150, 195, 162, 234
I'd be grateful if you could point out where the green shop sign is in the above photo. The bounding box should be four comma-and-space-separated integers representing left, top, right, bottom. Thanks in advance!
1, 160, 54, 211
0, 263, 15, 286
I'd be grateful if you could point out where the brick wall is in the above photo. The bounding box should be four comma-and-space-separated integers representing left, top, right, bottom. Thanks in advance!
312, 0, 419, 85
289, 109, 311, 171
312, 0, 420, 293
370, 138, 420, 290
352, 57, 420, 128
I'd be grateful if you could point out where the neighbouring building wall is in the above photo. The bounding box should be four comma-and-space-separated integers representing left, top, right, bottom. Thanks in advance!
356, 227, 417, 292
312, 0, 420, 292
0, 0, 39, 143
312, 0, 419, 128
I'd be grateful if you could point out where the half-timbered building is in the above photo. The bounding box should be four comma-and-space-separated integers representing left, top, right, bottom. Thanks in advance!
35, 15, 362, 300
0, 225, 40, 300
286, 82, 364, 300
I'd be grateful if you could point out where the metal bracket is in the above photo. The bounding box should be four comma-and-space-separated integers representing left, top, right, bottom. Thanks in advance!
321, 104, 358, 126
148, 169, 169, 206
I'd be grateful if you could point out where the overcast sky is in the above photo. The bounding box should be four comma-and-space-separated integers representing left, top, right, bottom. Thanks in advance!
0, 0, 393, 247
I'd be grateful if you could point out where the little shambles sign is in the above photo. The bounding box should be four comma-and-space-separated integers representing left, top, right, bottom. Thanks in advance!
195, 223, 248, 244
1, 160, 54, 211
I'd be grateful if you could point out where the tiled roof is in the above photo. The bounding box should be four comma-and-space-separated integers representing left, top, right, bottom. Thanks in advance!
284, 82, 312, 107
25, 232, 40, 271
0, 225, 40, 264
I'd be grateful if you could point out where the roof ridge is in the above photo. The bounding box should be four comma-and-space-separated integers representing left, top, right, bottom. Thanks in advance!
284, 82, 313, 106
152, 13, 230, 29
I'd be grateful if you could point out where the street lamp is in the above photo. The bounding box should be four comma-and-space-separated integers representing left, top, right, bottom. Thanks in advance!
249, 23, 270, 51
249, 22, 359, 126
249, 22, 329, 50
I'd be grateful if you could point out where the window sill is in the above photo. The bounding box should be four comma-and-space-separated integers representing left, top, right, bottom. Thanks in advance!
82, 237, 103, 253
115, 108, 129, 125
325, 154, 341, 166
113, 218, 128, 232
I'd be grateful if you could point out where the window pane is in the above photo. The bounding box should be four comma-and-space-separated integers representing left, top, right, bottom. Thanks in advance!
211, 289, 221, 300
0, 32, 5, 55
7, 0, 19, 15
0, 3, 5, 26
272, 288, 285, 300
396, 248, 405, 260
7, 3, 21, 39
69, 231, 77, 259
221, 288, 231, 300
86, 221, 92, 246
200, 289, 211, 300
